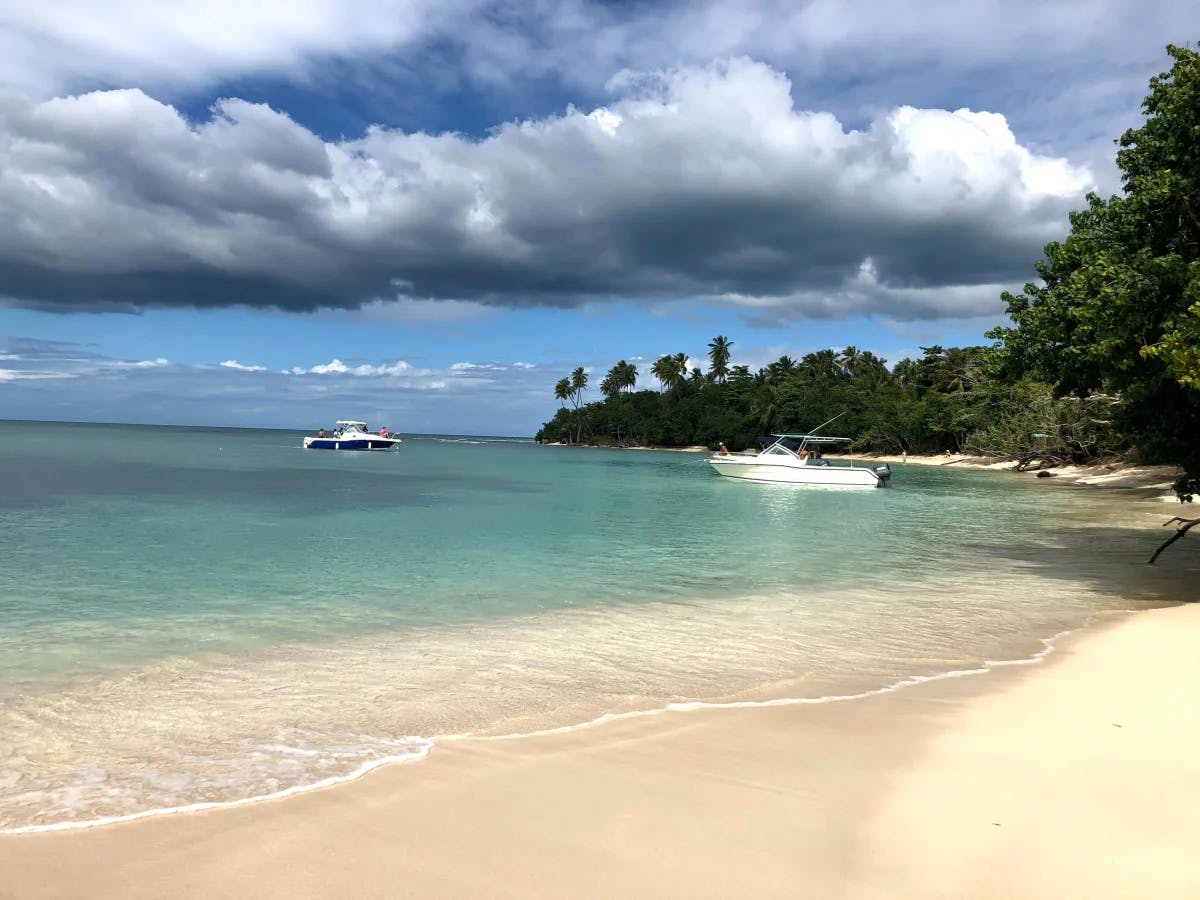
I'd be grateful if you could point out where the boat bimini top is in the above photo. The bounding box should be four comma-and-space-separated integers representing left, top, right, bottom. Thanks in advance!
760, 433, 852, 456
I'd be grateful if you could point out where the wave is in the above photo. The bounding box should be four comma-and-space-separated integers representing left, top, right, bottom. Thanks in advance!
0, 619, 1100, 836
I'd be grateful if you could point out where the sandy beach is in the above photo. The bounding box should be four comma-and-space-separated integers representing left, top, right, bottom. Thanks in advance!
871, 452, 1182, 493
2, 603, 1197, 899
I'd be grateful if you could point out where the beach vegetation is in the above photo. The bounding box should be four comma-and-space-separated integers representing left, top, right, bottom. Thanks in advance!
538, 44, 1199, 552
990, 42, 1200, 504
707, 335, 733, 383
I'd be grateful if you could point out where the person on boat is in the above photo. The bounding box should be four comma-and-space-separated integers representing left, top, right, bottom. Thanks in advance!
799, 448, 810, 460
380, 425, 389, 437
718, 443, 730, 456
317, 428, 326, 438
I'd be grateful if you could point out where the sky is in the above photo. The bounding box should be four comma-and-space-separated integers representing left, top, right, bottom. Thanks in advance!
0, 1, 1193, 436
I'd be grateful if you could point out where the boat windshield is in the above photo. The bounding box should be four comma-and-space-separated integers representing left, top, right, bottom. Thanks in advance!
757, 433, 854, 458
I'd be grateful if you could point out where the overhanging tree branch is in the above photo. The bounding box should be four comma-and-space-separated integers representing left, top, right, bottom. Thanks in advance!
1148, 516, 1200, 564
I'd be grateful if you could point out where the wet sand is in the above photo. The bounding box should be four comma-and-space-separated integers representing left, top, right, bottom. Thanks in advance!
2, 604, 1197, 899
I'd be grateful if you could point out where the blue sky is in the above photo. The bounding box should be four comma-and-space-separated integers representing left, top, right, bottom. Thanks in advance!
0, 1, 1192, 435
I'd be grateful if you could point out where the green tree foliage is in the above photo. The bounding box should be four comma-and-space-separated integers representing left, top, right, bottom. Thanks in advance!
537, 343, 1072, 455
651, 354, 687, 391
600, 360, 637, 399
707, 335, 733, 383
991, 43, 1200, 498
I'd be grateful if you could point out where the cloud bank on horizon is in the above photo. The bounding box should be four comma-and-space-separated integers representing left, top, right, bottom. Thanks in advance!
0, 337, 545, 433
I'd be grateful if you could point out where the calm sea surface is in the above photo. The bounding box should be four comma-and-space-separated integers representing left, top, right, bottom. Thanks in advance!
0, 420, 1193, 830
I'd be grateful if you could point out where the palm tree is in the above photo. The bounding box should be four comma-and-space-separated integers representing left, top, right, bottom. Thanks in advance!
838, 346, 862, 376
766, 355, 796, 382
569, 367, 589, 443
672, 355, 691, 388
570, 367, 588, 405
604, 360, 637, 396
650, 355, 671, 391
707, 335, 733, 383
601, 361, 637, 398
801, 349, 839, 380
616, 360, 638, 393
651, 354, 686, 392
554, 377, 571, 408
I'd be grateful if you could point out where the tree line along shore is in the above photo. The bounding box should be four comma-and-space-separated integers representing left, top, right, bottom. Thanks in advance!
536, 44, 1200, 511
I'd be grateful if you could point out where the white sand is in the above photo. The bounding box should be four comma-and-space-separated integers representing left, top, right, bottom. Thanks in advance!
2, 605, 1198, 899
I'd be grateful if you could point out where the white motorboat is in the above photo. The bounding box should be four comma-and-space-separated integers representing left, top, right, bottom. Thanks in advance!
708, 433, 891, 487
303, 420, 403, 451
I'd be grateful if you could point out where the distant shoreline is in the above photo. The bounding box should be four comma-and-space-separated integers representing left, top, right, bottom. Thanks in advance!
543, 441, 1182, 497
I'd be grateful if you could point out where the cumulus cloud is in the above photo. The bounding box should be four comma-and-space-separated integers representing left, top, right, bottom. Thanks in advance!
293, 359, 418, 377
0, 59, 1095, 321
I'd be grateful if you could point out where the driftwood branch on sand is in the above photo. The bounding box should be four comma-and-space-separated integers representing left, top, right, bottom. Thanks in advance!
1148, 517, 1200, 565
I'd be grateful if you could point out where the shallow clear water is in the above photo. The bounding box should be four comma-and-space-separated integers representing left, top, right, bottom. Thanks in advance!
0, 420, 1193, 830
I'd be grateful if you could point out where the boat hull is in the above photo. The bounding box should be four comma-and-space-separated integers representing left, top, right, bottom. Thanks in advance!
303, 436, 402, 451
708, 457, 889, 487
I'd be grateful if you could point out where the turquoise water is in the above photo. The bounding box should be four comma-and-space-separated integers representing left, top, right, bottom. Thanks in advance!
0, 420, 1192, 830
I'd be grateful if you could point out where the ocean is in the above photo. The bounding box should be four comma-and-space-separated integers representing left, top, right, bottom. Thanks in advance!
0, 420, 1192, 831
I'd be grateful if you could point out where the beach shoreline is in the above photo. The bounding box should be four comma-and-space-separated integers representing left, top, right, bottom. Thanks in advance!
544, 440, 1185, 496
4, 429, 1197, 897
868, 452, 1181, 491
2, 603, 1197, 898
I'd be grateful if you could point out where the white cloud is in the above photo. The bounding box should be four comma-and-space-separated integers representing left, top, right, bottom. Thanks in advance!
0, 369, 74, 382
0, 1, 485, 99
0, 59, 1095, 321
294, 358, 419, 376
219, 360, 267, 372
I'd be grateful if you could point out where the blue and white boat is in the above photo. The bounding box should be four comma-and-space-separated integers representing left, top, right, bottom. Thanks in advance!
303, 420, 402, 451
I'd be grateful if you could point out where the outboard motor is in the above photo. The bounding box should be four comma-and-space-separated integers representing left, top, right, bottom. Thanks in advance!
872, 463, 892, 487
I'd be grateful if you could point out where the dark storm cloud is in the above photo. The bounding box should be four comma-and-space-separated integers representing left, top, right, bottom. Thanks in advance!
0, 61, 1092, 320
